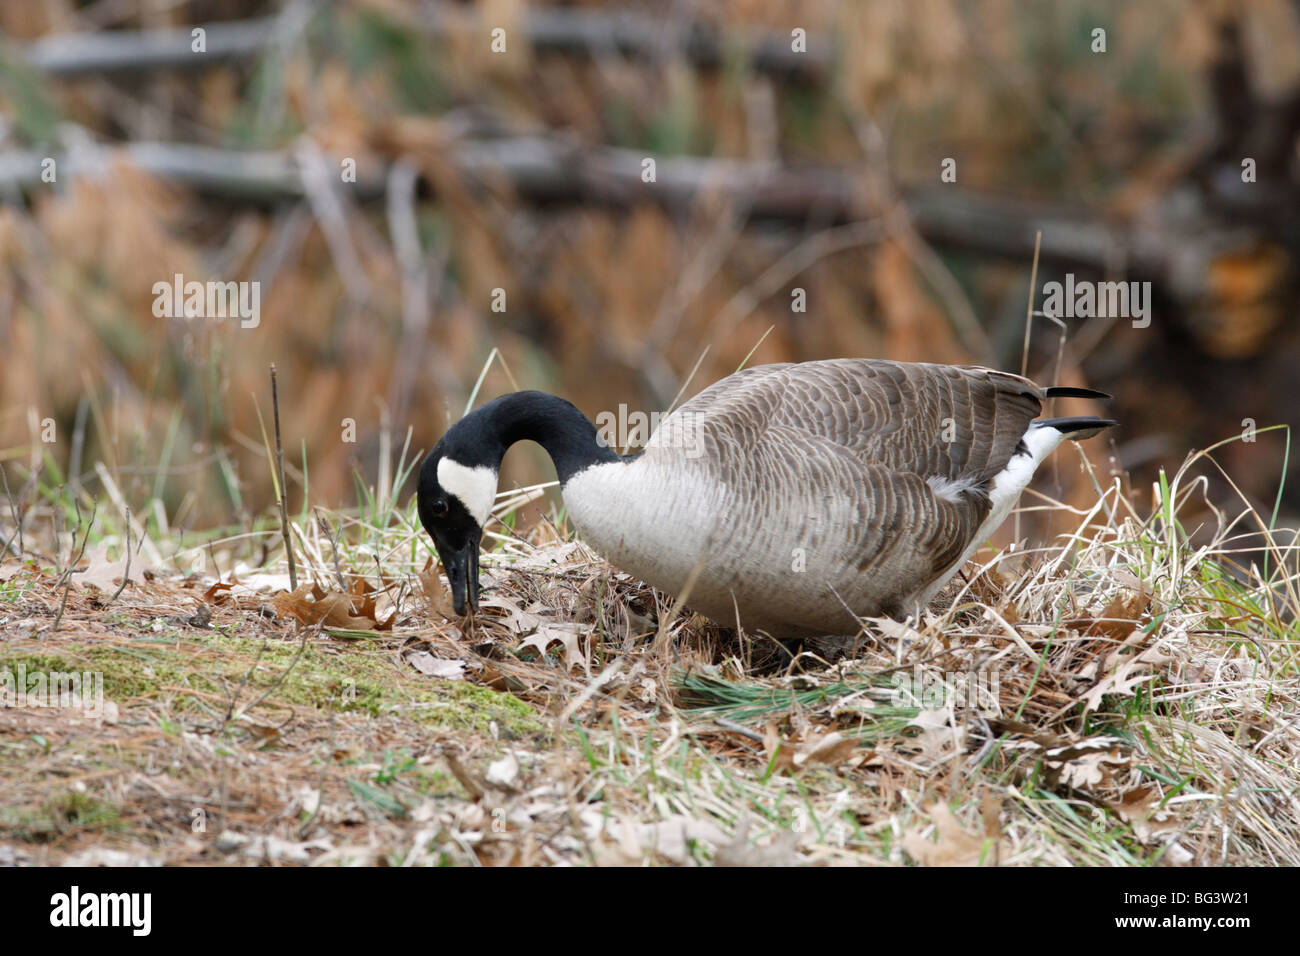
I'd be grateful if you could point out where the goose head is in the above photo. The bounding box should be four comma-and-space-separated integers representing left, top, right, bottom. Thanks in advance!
417, 391, 626, 615
417, 440, 499, 615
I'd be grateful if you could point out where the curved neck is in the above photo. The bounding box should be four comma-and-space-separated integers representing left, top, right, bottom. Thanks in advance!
452, 391, 622, 484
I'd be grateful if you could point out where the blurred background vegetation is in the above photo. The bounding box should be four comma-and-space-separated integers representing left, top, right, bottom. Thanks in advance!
0, 0, 1297, 552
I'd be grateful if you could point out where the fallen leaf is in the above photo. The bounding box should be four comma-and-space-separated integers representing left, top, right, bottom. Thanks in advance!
1111, 785, 1180, 843
993, 726, 1133, 796
598, 814, 730, 865
907, 707, 964, 761
1163, 841, 1194, 866
478, 594, 544, 634
273, 581, 394, 631
72, 542, 134, 590
403, 649, 465, 680
418, 557, 457, 619
61, 848, 160, 867
215, 830, 333, 863
486, 753, 519, 787
519, 623, 590, 672
902, 803, 998, 866
713, 817, 803, 866
203, 580, 235, 604
763, 723, 860, 773
1044, 738, 1131, 790
1082, 658, 1154, 713
792, 729, 860, 769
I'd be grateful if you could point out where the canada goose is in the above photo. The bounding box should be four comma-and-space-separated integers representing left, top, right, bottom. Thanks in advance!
417, 359, 1115, 638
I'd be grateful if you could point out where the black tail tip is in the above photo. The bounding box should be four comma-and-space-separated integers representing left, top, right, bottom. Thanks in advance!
1034, 416, 1118, 440
1045, 385, 1112, 400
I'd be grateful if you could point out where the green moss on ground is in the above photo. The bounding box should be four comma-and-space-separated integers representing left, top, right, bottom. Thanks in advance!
0, 791, 124, 843
0, 631, 544, 738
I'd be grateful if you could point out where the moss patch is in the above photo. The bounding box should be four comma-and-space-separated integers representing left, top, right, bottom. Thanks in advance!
0, 632, 545, 739
0, 791, 124, 843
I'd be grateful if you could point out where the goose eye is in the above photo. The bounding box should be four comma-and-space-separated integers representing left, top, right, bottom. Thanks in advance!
431, 499, 448, 517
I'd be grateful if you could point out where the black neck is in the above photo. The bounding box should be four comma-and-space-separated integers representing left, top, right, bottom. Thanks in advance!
444, 391, 621, 484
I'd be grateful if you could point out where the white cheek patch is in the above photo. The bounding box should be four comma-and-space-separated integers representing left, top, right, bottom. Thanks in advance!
437, 459, 499, 527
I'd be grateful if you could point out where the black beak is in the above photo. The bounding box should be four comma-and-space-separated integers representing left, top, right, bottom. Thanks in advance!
435, 539, 480, 616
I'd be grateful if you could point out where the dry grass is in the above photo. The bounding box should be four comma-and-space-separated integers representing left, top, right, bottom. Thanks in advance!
2, 432, 1296, 866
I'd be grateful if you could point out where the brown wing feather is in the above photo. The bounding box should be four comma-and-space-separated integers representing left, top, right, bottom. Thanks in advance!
670, 359, 1046, 488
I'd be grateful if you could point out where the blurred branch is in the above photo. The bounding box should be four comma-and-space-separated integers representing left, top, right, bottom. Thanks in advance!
19, 6, 830, 81
0, 136, 1134, 273
21, 17, 277, 76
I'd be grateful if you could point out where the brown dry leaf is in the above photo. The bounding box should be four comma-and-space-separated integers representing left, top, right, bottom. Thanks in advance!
72, 542, 134, 590
996, 727, 1133, 795
902, 803, 998, 867
1111, 785, 1180, 844
1082, 657, 1155, 714
762, 722, 793, 773
763, 723, 860, 773
981, 793, 1003, 847
272, 582, 394, 631
597, 814, 730, 865
203, 580, 235, 604
714, 818, 803, 867
238, 717, 281, 742
418, 557, 457, 619
519, 623, 590, 673
866, 615, 926, 648
344, 576, 394, 626
792, 728, 860, 769
1067, 588, 1152, 641
906, 707, 964, 762
1043, 737, 1132, 791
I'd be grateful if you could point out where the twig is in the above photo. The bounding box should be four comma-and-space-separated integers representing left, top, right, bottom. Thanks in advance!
22, 16, 278, 75
229, 628, 313, 725
48, 499, 97, 633
315, 509, 347, 592
271, 364, 298, 591
1021, 230, 1043, 377
108, 506, 131, 603
0, 463, 22, 559
714, 718, 765, 743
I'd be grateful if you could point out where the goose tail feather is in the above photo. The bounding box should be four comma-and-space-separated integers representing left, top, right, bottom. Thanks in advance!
1044, 385, 1112, 400
1033, 416, 1118, 440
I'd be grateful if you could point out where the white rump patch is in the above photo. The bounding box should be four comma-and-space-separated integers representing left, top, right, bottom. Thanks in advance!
911, 421, 1069, 611
926, 475, 981, 504
985, 422, 1068, 519
437, 459, 498, 527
